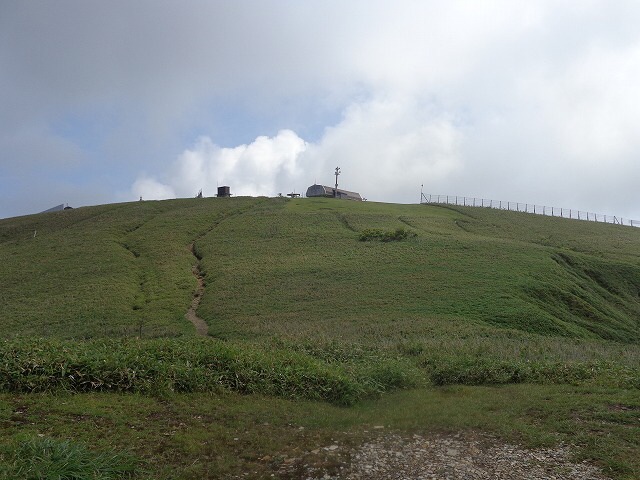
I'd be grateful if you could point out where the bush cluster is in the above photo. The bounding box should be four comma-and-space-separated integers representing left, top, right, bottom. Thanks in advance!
424, 356, 639, 388
1, 339, 634, 408
358, 228, 416, 242
0, 339, 417, 406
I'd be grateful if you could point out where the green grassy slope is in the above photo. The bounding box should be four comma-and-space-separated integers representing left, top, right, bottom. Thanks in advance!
197, 198, 640, 343
0, 197, 263, 338
1, 196, 638, 343
1, 197, 639, 479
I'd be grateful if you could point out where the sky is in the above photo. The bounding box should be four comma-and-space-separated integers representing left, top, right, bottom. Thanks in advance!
2, 0, 640, 221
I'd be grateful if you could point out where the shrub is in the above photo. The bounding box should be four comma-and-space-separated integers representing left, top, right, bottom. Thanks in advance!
424, 356, 639, 388
359, 228, 416, 242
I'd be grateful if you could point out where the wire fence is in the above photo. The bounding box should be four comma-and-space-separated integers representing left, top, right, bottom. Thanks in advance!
420, 193, 640, 228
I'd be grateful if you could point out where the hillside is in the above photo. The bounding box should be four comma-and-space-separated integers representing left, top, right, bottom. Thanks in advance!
1, 197, 638, 343
1, 197, 639, 479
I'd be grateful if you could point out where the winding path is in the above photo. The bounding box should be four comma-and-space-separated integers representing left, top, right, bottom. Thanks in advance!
185, 242, 209, 336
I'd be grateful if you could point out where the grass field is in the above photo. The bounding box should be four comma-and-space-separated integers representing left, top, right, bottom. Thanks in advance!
0, 197, 638, 478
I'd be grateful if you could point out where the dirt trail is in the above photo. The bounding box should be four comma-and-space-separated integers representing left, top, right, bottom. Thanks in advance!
186, 242, 209, 336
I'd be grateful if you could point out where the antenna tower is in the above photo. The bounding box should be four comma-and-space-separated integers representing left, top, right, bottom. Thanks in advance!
334, 166, 341, 198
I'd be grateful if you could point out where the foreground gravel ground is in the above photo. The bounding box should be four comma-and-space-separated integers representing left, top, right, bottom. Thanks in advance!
300, 431, 609, 480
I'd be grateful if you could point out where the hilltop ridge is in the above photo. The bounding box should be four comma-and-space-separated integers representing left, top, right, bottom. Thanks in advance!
1, 196, 638, 343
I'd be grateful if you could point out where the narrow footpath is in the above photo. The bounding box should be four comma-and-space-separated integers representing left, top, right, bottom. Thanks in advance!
185, 242, 209, 336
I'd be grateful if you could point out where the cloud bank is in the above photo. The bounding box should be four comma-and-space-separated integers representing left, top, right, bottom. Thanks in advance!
133, 129, 308, 199
133, 96, 463, 203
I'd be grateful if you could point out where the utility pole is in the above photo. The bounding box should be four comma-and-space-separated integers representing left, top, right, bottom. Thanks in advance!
334, 166, 341, 198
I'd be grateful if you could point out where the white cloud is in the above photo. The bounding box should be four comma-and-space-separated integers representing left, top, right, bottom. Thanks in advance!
304, 97, 463, 202
133, 130, 308, 200
132, 96, 463, 203
544, 43, 640, 163
132, 177, 176, 201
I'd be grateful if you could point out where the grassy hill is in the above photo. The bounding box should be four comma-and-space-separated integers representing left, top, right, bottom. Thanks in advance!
1, 197, 639, 479
2, 197, 638, 342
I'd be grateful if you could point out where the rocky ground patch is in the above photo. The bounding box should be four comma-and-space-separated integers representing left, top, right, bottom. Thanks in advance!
268, 430, 609, 480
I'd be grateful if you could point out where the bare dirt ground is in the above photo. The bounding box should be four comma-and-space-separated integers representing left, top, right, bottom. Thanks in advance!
289, 431, 609, 480
186, 243, 209, 336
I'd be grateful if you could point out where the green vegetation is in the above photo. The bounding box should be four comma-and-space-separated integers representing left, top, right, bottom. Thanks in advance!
1, 197, 639, 478
0, 338, 417, 405
0, 197, 263, 339
0, 436, 137, 479
358, 227, 415, 242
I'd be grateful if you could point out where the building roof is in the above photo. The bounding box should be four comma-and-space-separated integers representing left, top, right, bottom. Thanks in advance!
40, 204, 65, 213
306, 184, 362, 200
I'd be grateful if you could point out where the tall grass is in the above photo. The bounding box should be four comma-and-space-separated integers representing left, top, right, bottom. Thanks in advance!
0, 436, 137, 480
0, 339, 418, 406
1, 338, 636, 407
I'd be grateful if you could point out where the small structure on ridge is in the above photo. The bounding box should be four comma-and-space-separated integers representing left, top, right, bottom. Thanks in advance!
40, 203, 73, 213
306, 166, 362, 201
216, 186, 231, 197
306, 184, 362, 201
